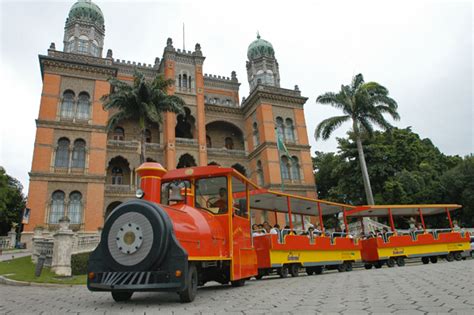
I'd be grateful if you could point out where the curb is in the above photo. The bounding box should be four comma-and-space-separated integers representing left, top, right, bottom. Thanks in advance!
0, 275, 85, 287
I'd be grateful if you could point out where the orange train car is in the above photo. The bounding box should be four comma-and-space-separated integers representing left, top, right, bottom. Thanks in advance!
234, 190, 362, 277
88, 163, 259, 302
345, 205, 471, 268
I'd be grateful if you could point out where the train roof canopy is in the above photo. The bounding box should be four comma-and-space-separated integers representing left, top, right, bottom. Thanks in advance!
345, 204, 462, 218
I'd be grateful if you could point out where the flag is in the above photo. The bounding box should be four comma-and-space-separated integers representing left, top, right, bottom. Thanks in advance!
276, 132, 291, 158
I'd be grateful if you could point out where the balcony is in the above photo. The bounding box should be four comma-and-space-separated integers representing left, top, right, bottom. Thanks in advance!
207, 147, 247, 157
107, 139, 139, 149
105, 184, 135, 195
176, 138, 198, 146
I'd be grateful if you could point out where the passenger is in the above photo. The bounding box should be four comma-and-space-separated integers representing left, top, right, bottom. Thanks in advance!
415, 223, 423, 231
281, 225, 291, 238
210, 188, 228, 213
270, 224, 280, 235
263, 221, 272, 233
252, 224, 265, 237
307, 226, 315, 239
452, 220, 461, 231
313, 224, 322, 236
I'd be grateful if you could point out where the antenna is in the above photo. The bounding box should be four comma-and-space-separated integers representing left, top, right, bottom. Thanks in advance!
183, 23, 185, 51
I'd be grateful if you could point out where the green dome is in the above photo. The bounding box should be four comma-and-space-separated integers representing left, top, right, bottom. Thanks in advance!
68, 0, 104, 26
247, 33, 275, 60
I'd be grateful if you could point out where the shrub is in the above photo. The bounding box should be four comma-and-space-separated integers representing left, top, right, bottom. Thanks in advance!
71, 252, 90, 275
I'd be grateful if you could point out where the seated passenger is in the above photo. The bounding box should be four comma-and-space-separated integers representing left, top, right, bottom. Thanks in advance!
210, 187, 228, 214
263, 221, 272, 233
270, 224, 280, 235
307, 226, 315, 239
252, 223, 265, 237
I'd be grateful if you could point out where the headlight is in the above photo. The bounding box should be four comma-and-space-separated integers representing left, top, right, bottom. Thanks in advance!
135, 188, 145, 199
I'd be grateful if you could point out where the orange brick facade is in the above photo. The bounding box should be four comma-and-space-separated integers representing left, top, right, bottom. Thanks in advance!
22, 1, 317, 244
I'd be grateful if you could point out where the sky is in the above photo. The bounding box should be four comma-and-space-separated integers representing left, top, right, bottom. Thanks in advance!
0, 0, 472, 194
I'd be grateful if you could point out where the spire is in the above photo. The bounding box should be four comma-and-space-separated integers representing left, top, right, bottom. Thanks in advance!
257, 31, 260, 39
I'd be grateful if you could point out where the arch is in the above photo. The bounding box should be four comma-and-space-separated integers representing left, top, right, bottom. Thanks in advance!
77, 35, 89, 54
208, 161, 220, 166
76, 92, 90, 120
291, 156, 301, 180
177, 153, 197, 169
107, 156, 131, 185
145, 129, 152, 143
205, 120, 245, 151
276, 117, 285, 140
232, 163, 247, 176
68, 191, 83, 224
206, 135, 212, 148
105, 201, 122, 218
49, 190, 65, 224
113, 127, 124, 140
175, 107, 195, 139
71, 139, 86, 168
55, 137, 70, 168
280, 155, 290, 180
225, 137, 234, 150
146, 157, 157, 162
285, 118, 295, 141
60, 90, 75, 119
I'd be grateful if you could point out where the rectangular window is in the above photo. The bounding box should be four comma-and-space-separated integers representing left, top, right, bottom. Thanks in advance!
195, 176, 228, 214
231, 176, 249, 218
161, 180, 191, 205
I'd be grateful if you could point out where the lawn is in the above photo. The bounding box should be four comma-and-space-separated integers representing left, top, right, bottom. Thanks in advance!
0, 256, 86, 285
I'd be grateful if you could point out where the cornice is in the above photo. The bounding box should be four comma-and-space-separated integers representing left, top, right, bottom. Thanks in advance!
36, 119, 106, 132
29, 172, 106, 182
248, 141, 311, 160
39, 54, 117, 80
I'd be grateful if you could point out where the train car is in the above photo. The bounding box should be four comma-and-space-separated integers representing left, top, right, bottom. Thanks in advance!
87, 163, 259, 302
234, 190, 362, 278
345, 205, 472, 268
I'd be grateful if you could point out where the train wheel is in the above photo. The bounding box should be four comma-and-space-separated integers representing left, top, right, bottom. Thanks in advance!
255, 274, 263, 280
314, 266, 323, 275
422, 257, 430, 264
387, 258, 396, 268
290, 264, 299, 277
111, 291, 133, 302
374, 262, 382, 269
306, 268, 314, 276
453, 252, 462, 261
345, 262, 353, 272
446, 253, 454, 262
364, 263, 373, 270
396, 257, 405, 267
430, 256, 438, 264
337, 264, 346, 272
179, 264, 198, 303
278, 266, 289, 278
230, 279, 246, 287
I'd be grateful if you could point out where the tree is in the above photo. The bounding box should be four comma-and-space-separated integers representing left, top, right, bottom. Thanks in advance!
0, 167, 26, 236
102, 71, 185, 164
315, 73, 400, 205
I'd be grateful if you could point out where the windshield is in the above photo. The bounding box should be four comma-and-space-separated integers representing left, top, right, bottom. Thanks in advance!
195, 176, 228, 214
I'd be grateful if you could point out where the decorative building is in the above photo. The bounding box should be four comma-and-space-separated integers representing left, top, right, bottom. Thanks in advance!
23, 0, 316, 245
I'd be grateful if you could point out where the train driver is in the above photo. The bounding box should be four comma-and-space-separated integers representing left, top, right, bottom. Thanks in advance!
211, 187, 228, 214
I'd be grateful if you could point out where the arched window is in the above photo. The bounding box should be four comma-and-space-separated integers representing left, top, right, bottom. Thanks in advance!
65, 36, 75, 52
77, 35, 89, 54
68, 191, 82, 224
182, 73, 188, 88
257, 160, 264, 186
113, 127, 124, 141
285, 118, 295, 141
49, 190, 65, 224
76, 92, 90, 120
112, 167, 123, 185
253, 122, 260, 146
91, 40, 99, 57
225, 137, 234, 150
206, 135, 212, 148
276, 117, 285, 141
144, 129, 152, 143
280, 156, 290, 180
291, 156, 300, 180
55, 138, 70, 168
60, 90, 75, 119
71, 139, 86, 168
178, 74, 182, 88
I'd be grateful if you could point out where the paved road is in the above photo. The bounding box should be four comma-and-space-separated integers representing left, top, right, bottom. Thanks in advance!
0, 259, 473, 314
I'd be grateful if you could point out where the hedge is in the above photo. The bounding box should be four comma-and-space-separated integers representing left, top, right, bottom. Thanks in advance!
71, 252, 91, 275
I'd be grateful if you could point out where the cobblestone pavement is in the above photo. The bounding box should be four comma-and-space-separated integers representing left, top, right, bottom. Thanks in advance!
0, 259, 473, 314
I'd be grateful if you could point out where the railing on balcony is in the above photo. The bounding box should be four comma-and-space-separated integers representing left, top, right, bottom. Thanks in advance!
107, 139, 139, 149
175, 138, 198, 145
105, 184, 134, 193
207, 147, 247, 157
176, 87, 196, 94
145, 142, 162, 150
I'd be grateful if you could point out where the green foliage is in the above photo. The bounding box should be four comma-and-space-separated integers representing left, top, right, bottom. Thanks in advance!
71, 252, 90, 275
0, 167, 26, 236
313, 128, 472, 225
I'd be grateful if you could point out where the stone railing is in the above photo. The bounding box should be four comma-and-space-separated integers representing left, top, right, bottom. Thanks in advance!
145, 142, 162, 150
72, 234, 101, 254
105, 184, 134, 193
207, 147, 247, 157
32, 240, 54, 266
176, 138, 198, 145
0, 237, 11, 250
107, 139, 139, 149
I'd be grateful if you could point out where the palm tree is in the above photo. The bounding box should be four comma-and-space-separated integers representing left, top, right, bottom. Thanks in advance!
102, 71, 185, 164
315, 74, 400, 205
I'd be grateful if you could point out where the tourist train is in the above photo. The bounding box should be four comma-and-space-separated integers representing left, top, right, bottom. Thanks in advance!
87, 163, 471, 302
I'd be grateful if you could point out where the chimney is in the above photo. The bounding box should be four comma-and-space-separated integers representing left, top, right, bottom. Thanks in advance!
136, 162, 167, 203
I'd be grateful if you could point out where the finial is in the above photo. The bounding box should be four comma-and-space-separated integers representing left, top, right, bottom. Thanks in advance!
257, 31, 260, 39
106, 49, 113, 58
49, 42, 56, 50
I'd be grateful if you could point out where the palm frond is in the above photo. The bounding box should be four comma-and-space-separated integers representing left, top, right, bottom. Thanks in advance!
351, 73, 364, 92
315, 115, 350, 140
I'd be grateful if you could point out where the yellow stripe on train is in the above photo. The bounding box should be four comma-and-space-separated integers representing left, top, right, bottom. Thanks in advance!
377, 242, 470, 259
269, 250, 362, 265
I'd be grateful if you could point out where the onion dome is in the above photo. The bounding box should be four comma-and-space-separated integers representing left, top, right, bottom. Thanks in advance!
247, 33, 275, 60
68, 0, 104, 26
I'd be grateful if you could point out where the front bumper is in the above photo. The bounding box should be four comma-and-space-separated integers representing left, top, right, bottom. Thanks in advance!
88, 270, 184, 292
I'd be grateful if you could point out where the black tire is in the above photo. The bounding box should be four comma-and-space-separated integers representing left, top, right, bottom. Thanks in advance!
396, 257, 405, 267
231, 279, 246, 287
387, 258, 396, 268
374, 262, 382, 269
364, 263, 373, 270
290, 264, 299, 277
314, 266, 323, 275
430, 256, 438, 264
255, 274, 263, 280
422, 257, 430, 264
446, 253, 454, 262
337, 264, 346, 272
111, 291, 133, 302
179, 264, 198, 303
278, 266, 289, 278
453, 252, 462, 261
345, 262, 353, 272
306, 268, 314, 276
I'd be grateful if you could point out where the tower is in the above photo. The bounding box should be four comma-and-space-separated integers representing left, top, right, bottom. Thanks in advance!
246, 33, 281, 91
63, 0, 105, 57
